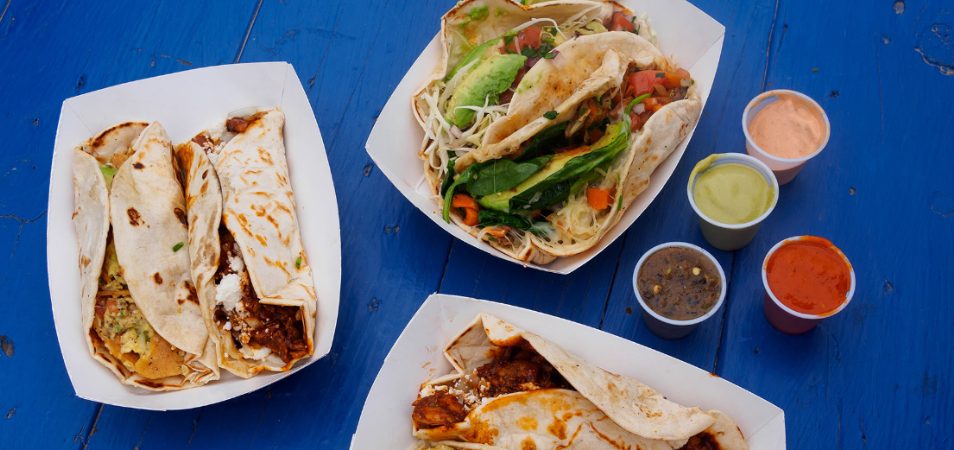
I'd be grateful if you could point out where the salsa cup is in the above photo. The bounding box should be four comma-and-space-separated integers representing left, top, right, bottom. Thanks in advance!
742, 89, 831, 185
633, 242, 727, 339
761, 236, 856, 334
687, 153, 779, 251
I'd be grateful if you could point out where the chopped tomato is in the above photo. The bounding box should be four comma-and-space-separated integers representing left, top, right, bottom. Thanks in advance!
626, 70, 662, 96
452, 194, 479, 226
586, 187, 613, 210
643, 97, 663, 112
608, 12, 635, 32
626, 70, 690, 96
504, 25, 543, 53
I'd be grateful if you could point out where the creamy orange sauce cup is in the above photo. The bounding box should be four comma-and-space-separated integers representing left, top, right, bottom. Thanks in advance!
742, 89, 830, 185
761, 236, 856, 334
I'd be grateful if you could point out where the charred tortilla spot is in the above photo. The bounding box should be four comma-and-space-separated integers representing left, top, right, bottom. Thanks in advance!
89, 122, 148, 149
174, 208, 187, 226
80, 255, 91, 267
185, 281, 199, 305
258, 148, 273, 165
127, 208, 142, 226
153, 272, 163, 284
200, 180, 209, 194
201, 169, 208, 180
192, 133, 211, 148
132, 162, 144, 169
255, 234, 267, 246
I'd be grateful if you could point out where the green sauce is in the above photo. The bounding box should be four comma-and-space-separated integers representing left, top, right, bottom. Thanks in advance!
691, 155, 774, 224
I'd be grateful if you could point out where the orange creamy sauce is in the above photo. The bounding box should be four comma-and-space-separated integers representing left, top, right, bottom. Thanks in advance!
766, 237, 851, 315
749, 93, 826, 159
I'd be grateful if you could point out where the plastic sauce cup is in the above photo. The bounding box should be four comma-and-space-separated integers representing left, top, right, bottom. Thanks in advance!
742, 89, 831, 185
633, 242, 727, 339
687, 153, 779, 251
761, 236, 856, 334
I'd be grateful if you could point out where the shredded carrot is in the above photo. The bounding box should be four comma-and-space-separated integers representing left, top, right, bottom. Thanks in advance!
452, 194, 480, 226
586, 187, 613, 210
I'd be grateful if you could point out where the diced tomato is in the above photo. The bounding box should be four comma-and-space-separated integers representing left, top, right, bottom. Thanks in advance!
451, 194, 479, 226
643, 97, 663, 112
608, 12, 635, 32
626, 70, 663, 96
586, 187, 613, 210
504, 25, 543, 53
626, 69, 691, 96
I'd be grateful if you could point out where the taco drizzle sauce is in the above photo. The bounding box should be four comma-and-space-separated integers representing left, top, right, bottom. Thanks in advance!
213, 226, 308, 363
412, 339, 569, 429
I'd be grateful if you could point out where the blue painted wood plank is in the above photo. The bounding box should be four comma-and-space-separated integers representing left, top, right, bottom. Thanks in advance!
598, 0, 781, 371
717, 0, 954, 448
0, 0, 258, 448
86, 1, 456, 449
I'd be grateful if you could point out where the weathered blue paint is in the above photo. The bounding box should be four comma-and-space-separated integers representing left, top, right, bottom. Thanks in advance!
0, 0, 950, 448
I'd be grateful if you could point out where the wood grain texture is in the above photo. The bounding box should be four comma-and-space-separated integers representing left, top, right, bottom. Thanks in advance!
718, 1, 954, 448
0, 0, 950, 449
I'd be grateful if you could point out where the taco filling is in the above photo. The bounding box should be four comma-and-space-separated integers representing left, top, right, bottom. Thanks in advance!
439, 59, 692, 254
212, 225, 308, 364
412, 339, 570, 429
416, 2, 700, 262
92, 237, 187, 380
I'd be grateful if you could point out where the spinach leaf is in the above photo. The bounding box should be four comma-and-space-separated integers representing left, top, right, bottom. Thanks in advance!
440, 158, 456, 197
466, 156, 551, 196
516, 122, 568, 161
509, 121, 631, 211
441, 163, 481, 222
477, 210, 550, 237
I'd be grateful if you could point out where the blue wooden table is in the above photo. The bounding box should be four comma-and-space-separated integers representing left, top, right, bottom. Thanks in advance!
1, 0, 951, 448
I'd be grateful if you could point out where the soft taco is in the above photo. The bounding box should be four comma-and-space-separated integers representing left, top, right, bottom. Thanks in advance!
414, 0, 701, 264
72, 122, 217, 390
176, 107, 317, 377
411, 315, 747, 449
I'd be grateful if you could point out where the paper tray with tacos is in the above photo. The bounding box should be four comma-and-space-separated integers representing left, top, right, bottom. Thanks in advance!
367, 0, 725, 273
352, 294, 785, 449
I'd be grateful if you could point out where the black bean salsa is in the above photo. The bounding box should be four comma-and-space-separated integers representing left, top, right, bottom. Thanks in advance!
637, 247, 721, 320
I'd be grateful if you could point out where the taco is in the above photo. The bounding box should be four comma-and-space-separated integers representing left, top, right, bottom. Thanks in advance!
72, 122, 217, 390
411, 314, 747, 449
176, 107, 317, 377
414, 0, 700, 264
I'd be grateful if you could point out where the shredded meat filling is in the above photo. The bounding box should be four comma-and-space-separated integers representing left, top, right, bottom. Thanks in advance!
412, 340, 570, 429
213, 226, 308, 363
678, 432, 720, 450
475, 341, 570, 397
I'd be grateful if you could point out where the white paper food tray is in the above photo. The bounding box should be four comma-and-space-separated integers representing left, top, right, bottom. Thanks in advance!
352, 294, 785, 449
47, 62, 341, 410
366, 0, 725, 274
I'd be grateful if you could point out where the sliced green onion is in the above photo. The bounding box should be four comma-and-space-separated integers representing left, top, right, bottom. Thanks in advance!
543, 110, 558, 120
172, 242, 184, 252
625, 93, 652, 114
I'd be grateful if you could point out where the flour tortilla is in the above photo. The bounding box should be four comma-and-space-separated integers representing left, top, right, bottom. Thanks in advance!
414, 314, 748, 447
73, 122, 217, 390
181, 107, 317, 376
424, 29, 701, 262
455, 31, 666, 170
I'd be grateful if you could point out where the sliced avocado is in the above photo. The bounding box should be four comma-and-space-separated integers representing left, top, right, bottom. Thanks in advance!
478, 120, 631, 213
446, 38, 501, 81
445, 53, 527, 129
100, 164, 117, 189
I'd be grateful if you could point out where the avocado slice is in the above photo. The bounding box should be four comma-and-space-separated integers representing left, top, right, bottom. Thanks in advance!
478, 120, 631, 213
445, 53, 527, 129
446, 38, 501, 81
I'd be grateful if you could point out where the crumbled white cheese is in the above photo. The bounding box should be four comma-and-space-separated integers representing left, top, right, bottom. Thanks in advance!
239, 345, 272, 361
227, 251, 245, 273
215, 274, 243, 311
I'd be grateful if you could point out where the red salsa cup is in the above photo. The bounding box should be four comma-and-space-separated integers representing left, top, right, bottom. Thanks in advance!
761, 236, 855, 334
